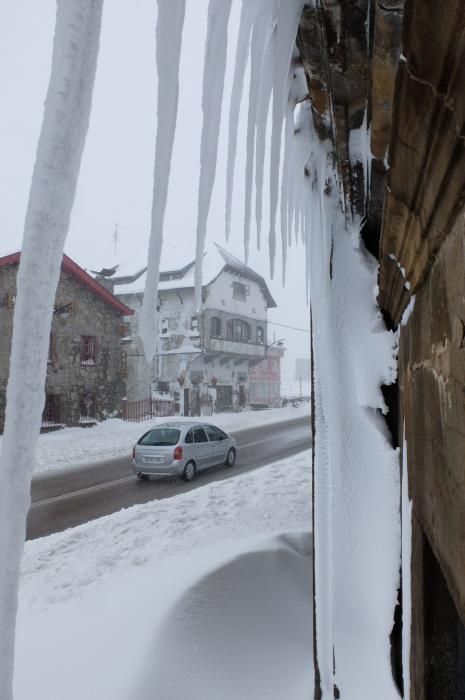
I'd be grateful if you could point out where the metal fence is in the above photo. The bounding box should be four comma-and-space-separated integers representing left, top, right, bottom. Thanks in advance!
121, 398, 175, 422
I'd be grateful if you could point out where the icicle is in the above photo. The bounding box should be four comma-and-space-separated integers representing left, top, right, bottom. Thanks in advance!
254, 23, 275, 250
287, 102, 313, 243
243, 12, 269, 263
139, 0, 186, 362
268, 0, 305, 279
194, 0, 233, 311
225, 0, 264, 244
279, 96, 294, 283
0, 3, 103, 697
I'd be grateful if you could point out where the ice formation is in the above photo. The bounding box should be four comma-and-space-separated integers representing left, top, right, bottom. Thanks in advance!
139, 0, 186, 361
3, 1, 404, 697
194, 0, 233, 311
0, 2, 103, 697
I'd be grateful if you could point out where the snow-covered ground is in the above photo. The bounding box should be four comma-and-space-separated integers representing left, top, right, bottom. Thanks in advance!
16, 449, 312, 699
16, 403, 310, 475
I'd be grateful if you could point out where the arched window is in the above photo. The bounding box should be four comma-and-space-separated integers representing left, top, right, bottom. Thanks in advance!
210, 316, 221, 338
256, 326, 264, 344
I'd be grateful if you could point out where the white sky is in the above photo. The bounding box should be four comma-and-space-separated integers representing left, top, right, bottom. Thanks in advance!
0, 0, 311, 384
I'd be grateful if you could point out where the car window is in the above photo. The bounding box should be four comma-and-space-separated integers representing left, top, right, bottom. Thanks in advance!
138, 428, 180, 446
185, 429, 193, 444
193, 426, 208, 443
204, 424, 221, 441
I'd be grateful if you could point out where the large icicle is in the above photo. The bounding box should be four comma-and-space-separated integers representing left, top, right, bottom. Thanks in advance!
268, 0, 304, 278
139, 0, 186, 362
243, 8, 270, 263
194, 0, 232, 310
0, 3, 103, 697
254, 22, 275, 250
225, 0, 260, 244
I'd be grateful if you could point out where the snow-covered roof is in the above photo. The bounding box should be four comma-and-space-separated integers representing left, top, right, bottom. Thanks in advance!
114, 243, 277, 308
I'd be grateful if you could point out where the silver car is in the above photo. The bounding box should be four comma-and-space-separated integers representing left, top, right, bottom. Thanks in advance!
132, 421, 237, 482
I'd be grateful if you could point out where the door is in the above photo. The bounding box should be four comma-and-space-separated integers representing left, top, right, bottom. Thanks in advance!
204, 424, 228, 465
193, 425, 212, 469
183, 388, 190, 416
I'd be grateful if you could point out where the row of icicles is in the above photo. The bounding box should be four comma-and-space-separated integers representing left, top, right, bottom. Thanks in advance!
138, 0, 333, 362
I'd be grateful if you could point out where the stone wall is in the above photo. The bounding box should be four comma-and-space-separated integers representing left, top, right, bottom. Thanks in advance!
0, 263, 128, 429
398, 213, 465, 693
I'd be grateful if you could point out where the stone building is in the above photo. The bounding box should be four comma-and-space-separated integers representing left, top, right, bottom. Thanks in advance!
0, 252, 133, 430
296, 0, 465, 694
114, 243, 277, 415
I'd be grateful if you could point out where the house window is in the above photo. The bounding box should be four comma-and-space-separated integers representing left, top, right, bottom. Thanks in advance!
210, 316, 222, 338
232, 281, 249, 301
227, 319, 251, 342
79, 392, 96, 422
161, 318, 169, 335
191, 316, 199, 334
256, 326, 264, 344
80, 336, 97, 365
121, 344, 127, 376
42, 393, 61, 426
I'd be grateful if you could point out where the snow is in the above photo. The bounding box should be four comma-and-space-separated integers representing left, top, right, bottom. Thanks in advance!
16, 450, 312, 699
194, 0, 233, 310
18, 403, 311, 475
401, 430, 412, 697
138, 0, 186, 362
0, 2, 103, 697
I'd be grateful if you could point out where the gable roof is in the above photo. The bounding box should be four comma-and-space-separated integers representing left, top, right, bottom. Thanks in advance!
0, 252, 134, 316
114, 243, 277, 308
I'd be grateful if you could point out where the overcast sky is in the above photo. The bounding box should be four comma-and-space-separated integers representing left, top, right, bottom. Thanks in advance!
0, 0, 311, 386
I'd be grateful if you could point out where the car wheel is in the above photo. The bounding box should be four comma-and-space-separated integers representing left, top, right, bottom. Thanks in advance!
137, 473, 149, 481
225, 448, 236, 468
182, 461, 196, 482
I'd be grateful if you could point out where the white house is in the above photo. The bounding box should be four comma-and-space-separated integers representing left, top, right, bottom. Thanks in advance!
114, 244, 277, 415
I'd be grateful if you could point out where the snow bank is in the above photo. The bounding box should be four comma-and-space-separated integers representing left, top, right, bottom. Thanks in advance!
16, 531, 312, 700
20, 403, 310, 475
15, 451, 311, 699
20, 450, 311, 608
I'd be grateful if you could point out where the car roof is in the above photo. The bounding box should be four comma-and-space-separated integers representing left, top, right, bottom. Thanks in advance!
148, 421, 225, 431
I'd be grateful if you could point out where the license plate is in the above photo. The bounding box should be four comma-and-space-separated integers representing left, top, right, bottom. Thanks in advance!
144, 456, 164, 464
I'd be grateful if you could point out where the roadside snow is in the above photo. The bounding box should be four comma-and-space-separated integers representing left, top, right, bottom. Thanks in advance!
17, 404, 310, 475
15, 450, 311, 699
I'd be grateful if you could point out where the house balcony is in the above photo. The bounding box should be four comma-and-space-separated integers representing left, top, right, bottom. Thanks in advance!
205, 336, 266, 360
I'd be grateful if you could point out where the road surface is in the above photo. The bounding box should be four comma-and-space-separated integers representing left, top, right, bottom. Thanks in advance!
27, 414, 311, 540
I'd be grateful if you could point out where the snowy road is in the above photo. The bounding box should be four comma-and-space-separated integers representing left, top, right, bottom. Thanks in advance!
27, 415, 311, 540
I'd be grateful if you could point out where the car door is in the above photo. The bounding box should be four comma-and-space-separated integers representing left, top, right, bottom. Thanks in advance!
193, 425, 212, 470
204, 424, 226, 465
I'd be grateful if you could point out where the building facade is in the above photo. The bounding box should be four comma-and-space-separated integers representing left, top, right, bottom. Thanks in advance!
248, 346, 284, 408
115, 244, 277, 415
0, 253, 133, 431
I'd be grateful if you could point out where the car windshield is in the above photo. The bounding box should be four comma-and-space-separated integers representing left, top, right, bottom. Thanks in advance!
138, 428, 180, 446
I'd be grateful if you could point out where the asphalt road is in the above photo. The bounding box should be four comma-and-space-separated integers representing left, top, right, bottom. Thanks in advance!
27, 414, 311, 540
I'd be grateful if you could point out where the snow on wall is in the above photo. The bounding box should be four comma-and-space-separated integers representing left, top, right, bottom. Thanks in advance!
0, 2, 103, 697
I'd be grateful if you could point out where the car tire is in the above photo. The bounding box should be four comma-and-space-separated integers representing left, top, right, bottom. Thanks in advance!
137, 473, 149, 481
182, 461, 196, 482
225, 448, 236, 468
